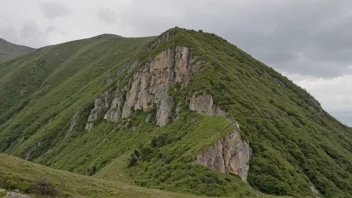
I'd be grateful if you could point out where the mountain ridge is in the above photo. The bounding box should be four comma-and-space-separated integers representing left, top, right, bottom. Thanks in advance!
0, 38, 34, 63
0, 27, 351, 198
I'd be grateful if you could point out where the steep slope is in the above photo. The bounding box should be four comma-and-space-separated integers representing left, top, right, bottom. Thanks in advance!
0, 38, 34, 63
0, 28, 351, 198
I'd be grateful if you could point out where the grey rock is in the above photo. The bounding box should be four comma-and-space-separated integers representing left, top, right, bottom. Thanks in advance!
106, 75, 112, 83
5, 192, 29, 198
121, 46, 199, 126
66, 112, 80, 137
104, 90, 124, 122
189, 93, 225, 116
145, 113, 152, 123
25, 141, 42, 161
85, 91, 113, 130
20, 90, 27, 94
196, 130, 252, 182
86, 46, 199, 127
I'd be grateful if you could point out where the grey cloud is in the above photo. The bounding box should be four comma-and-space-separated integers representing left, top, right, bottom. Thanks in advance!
116, 0, 352, 78
40, 2, 71, 20
331, 111, 352, 126
0, 19, 50, 48
97, 9, 117, 24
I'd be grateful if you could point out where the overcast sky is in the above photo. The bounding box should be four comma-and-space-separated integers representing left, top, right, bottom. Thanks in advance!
0, 0, 351, 126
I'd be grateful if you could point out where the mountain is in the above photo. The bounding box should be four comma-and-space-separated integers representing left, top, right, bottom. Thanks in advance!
0, 28, 351, 198
0, 38, 34, 63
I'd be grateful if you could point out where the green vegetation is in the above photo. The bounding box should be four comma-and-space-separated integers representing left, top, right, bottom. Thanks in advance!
0, 28, 351, 197
0, 38, 34, 63
0, 153, 213, 197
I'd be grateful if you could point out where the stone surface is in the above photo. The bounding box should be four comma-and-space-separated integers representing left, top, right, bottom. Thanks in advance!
66, 112, 79, 137
5, 192, 29, 198
196, 129, 252, 182
116, 60, 139, 76
25, 141, 42, 161
189, 93, 225, 116
86, 46, 200, 129
120, 46, 199, 126
104, 90, 124, 122
145, 113, 152, 123
85, 91, 113, 131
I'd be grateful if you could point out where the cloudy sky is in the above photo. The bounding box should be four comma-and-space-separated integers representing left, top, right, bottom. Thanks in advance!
0, 0, 351, 126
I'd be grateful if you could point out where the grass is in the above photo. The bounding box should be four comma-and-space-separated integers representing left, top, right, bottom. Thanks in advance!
0, 28, 351, 197
0, 154, 210, 197
0, 38, 34, 63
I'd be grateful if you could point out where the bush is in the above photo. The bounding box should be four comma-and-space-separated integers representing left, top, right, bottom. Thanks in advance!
34, 178, 58, 196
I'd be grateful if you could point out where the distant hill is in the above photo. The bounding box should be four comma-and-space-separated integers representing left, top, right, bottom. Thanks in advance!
0, 38, 34, 63
0, 28, 351, 198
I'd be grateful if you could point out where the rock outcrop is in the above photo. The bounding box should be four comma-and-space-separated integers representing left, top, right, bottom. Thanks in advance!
104, 90, 124, 122
189, 93, 225, 116
86, 46, 200, 128
25, 141, 42, 161
66, 112, 79, 137
196, 129, 252, 182
5, 192, 29, 198
85, 91, 113, 131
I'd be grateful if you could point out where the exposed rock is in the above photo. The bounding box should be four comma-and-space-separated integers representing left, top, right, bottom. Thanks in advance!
66, 112, 80, 137
156, 97, 174, 126
145, 113, 152, 123
86, 46, 199, 128
25, 141, 42, 160
189, 93, 225, 116
85, 91, 113, 131
196, 130, 252, 182
104, 90, 124, 122
174, 104, 181, 121
5, 192, 29, 198
174, 46, 200, 87
274, 77, 285, 87
116, 60, 139, 76
307, 96, 324, 115
310, 186, 321, 197
106, 75, 112, 83
121, 47, 199, 126
20, 90, 27, 94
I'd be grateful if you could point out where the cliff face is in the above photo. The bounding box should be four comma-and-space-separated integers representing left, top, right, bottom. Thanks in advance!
189, 93, 225, 116
86, 46, 200, 128
196, 130, 252, 182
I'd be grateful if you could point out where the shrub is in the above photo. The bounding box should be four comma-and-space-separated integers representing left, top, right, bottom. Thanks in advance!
34, 178, 58, 196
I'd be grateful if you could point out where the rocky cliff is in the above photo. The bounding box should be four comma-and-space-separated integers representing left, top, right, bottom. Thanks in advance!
196, 130, 252, 182
86, 46, 201, 128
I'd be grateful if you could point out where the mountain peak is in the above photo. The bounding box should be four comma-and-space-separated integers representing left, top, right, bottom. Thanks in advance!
0, 28, 351, 198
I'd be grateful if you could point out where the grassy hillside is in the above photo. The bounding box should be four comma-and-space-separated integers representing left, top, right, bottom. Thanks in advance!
0, 28, 351, 198
0, 38, 34, 63
0, 153, 209, 197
